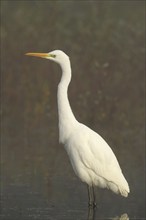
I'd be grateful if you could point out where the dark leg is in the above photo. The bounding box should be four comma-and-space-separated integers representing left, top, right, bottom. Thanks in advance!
88, 185, 93, 207
92, 186, 97, 208
87, 185, 96, 208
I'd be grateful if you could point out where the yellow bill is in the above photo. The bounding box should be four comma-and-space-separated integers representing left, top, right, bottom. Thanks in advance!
25, 52, 49, 58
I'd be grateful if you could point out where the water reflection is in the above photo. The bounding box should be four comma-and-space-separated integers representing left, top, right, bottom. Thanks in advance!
112, 213, 129, 220
87, 208, 129, 220
87, 207, 95, 220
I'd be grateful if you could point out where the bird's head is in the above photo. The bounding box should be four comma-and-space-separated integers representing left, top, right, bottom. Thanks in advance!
25, 50, 70, 66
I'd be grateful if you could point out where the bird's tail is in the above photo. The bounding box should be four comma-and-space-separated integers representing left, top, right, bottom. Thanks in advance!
107, 180, 130, 197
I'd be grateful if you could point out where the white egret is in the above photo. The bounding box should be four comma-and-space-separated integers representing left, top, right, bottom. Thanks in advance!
25, 50, 130, 207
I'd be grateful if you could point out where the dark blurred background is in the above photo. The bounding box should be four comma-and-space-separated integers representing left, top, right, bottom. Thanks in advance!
1, 1, 145, 220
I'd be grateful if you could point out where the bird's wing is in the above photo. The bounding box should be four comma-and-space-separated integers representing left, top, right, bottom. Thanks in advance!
76, 124, 129, 195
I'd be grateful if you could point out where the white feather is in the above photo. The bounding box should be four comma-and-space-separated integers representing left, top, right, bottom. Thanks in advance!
26, 50, 130, 201
51, 50, 130, 197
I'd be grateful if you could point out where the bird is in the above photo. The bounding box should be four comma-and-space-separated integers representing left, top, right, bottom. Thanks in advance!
25, 50, 130, 207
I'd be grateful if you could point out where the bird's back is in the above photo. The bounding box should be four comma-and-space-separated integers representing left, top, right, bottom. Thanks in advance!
64, 122, 130, 197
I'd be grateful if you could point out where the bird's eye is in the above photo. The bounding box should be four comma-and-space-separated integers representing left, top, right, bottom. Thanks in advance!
51, 54, 56, 58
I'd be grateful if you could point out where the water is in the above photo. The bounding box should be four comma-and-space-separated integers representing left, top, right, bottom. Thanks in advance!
1, 123, 145, 219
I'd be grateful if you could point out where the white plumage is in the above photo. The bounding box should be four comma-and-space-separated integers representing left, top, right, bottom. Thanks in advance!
64, 124, 129, 197
26, 50, 130, 206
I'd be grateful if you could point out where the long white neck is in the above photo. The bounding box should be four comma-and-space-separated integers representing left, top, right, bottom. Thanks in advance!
57, 59, 78, 143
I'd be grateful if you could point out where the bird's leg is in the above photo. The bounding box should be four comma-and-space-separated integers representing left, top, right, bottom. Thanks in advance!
92, 186, 97, 208
87, 185, 96, 208
87, 185, 93, 207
